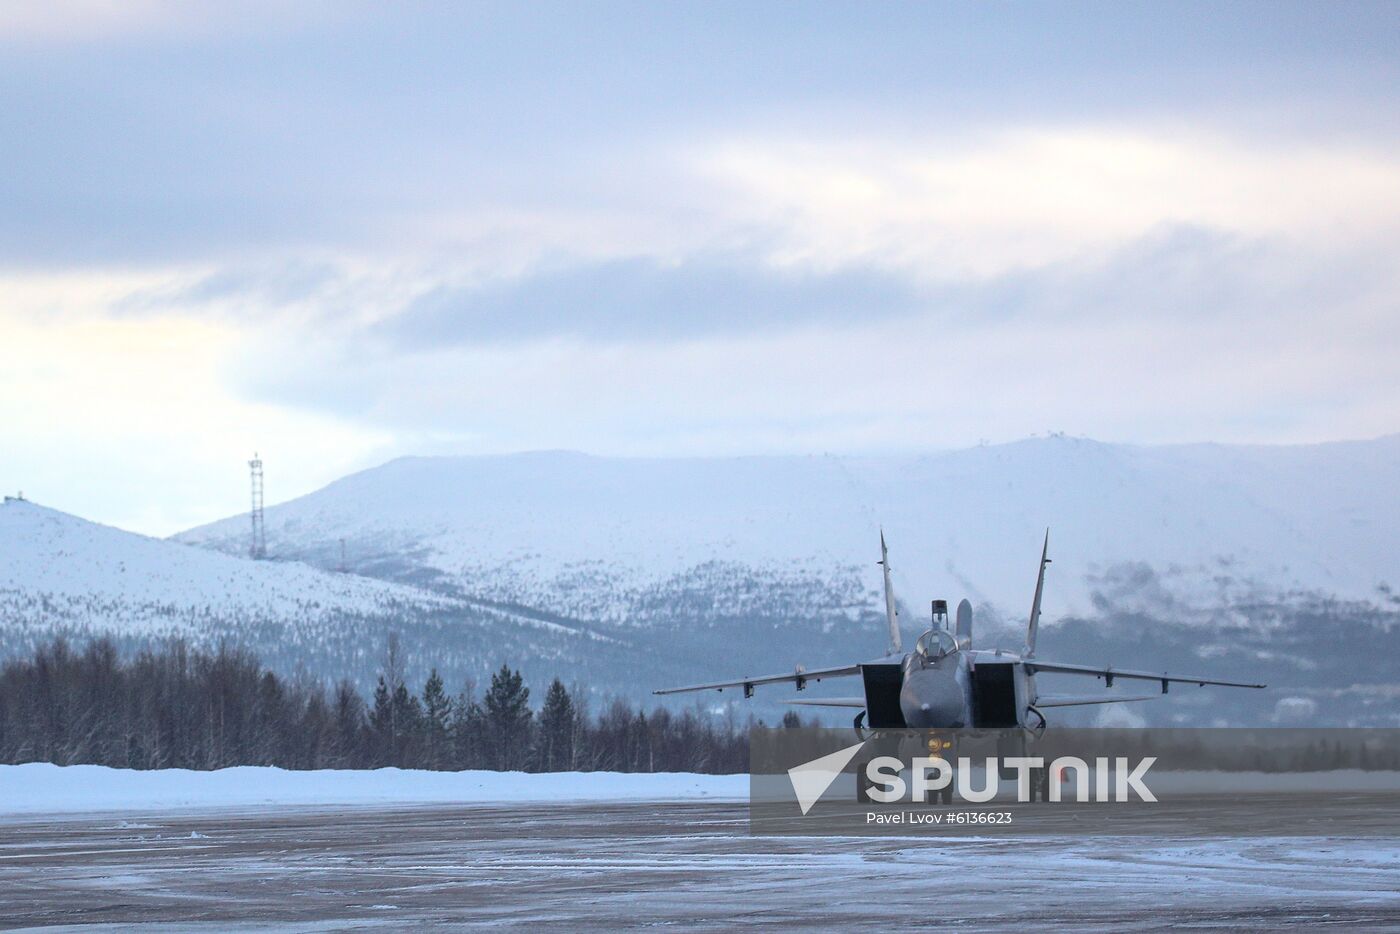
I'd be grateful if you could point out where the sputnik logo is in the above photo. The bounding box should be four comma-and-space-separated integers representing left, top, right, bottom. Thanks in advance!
786, 741, 867, 815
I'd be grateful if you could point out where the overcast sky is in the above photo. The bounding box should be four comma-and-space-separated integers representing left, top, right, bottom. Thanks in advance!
3, 1, 1398, 534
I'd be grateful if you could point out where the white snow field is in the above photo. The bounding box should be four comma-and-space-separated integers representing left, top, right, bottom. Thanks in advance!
0, 763, 747, 815
174, 435, 1400, 620
0, 498, 460, 638
4, 763, 1393, 818
6, 436, 1399, 665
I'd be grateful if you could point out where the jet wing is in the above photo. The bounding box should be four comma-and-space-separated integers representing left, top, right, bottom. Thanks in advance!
653, 663, 862, 697
780, 697, 867, 708
1025, 660, 1265, 691
1033, 693, 1157, 708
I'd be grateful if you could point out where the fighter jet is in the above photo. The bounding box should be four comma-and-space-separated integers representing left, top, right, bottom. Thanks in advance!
654, 532, 1265, 733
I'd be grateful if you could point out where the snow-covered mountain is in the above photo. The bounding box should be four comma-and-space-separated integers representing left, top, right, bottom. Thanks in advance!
0, 496, 868, 707
0, 497, 456, 645
0, 498, 650, 694
1, 498, 456, 624
5, 435, 1397, 724
174, 435, 1400, 622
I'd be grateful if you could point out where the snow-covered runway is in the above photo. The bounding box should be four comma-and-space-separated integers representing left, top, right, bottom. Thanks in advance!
2, 798, 1397, 930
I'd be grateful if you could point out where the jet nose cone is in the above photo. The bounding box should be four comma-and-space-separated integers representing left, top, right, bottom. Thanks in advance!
901, 670, 967, 729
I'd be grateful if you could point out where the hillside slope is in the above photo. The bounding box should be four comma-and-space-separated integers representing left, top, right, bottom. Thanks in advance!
175, 435, 1400, 621
0, 499, 627, 688
0, 498, 454, 634
0, 497, 869, 707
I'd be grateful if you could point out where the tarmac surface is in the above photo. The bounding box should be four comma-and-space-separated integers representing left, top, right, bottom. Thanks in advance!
1, 797, 1397, 930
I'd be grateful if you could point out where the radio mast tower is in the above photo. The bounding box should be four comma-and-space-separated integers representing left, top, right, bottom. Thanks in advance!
248, 453, 267, 559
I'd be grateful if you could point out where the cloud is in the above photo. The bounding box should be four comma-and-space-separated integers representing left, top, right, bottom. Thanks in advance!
9, 128, 1397, 520
112, 260, 353, 323
1, 4, 1396, 267
1095, 704, 1148, 728
0, 1, 336, 44
373, 256, 924, 346
226, 227, 1400, 456
692, 128, 1400, 277
3, 6, 1399, 532
0, 300, 389, 535
0, 1, 195, 43
1273, 696, 1319, 724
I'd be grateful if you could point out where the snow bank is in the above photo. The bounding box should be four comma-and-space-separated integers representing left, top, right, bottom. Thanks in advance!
0, 763, 747, 815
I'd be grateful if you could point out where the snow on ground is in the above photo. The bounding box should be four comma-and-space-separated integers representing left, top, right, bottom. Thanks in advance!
174, 436, 1400, 618
0, 498, 458, 636
0, 763, 748, 815
6, 763, 1393, 818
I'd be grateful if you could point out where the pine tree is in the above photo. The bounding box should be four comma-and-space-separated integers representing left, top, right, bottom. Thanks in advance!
0, 638, 769, 777
421, 668, 452, 769
332, 679, 366, 767
451, 692, 488, 770
536, 678, 575, 772
390, 681, 424, 767
369, 675, 394, 767
484, 665, 532, 771
630, 710, 652, 772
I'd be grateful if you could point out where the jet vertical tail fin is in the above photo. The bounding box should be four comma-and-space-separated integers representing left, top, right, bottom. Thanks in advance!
879, 531, 902, 655
955, 598, 973, 649
1025, 529, 1051, 658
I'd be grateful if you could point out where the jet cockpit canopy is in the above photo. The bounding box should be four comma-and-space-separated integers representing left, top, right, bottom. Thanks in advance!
915, 628, 958, 661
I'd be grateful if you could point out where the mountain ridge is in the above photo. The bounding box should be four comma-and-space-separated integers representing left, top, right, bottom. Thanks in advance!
174, 434, 1400, 621
5, 436, 1398, 724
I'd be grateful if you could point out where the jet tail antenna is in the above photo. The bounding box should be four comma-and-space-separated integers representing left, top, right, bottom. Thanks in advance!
1025, 528, 1051, 658
879, 530, 902, 655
